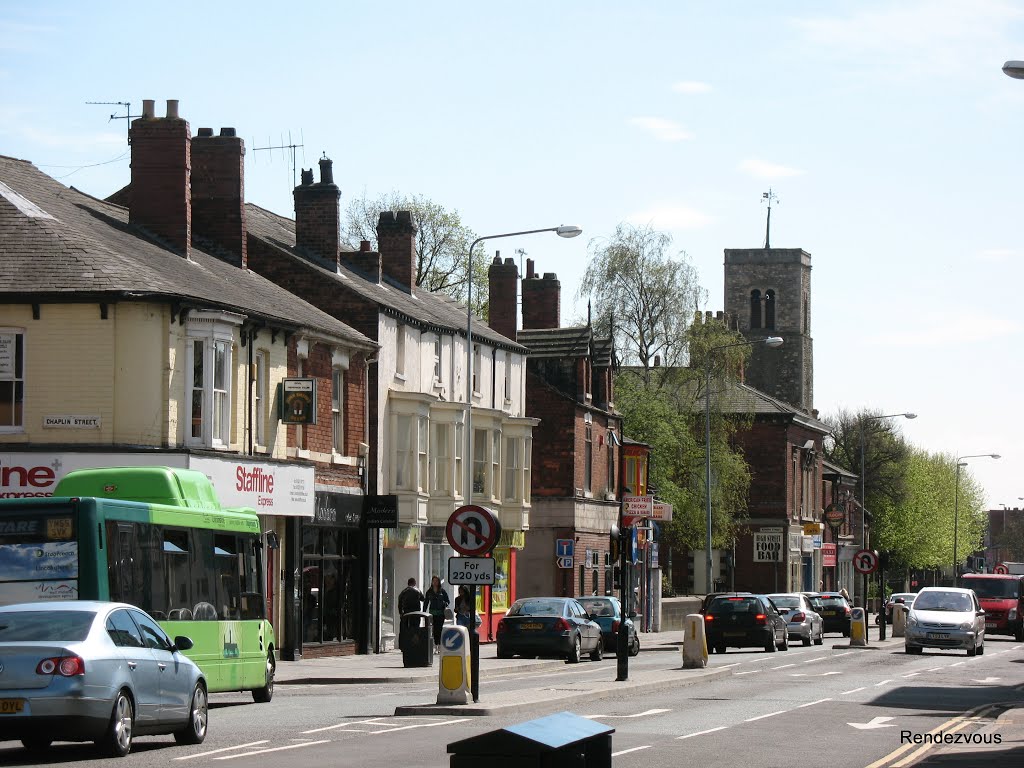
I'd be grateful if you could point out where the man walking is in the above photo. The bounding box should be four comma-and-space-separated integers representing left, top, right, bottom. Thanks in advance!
397, 578, 423, 650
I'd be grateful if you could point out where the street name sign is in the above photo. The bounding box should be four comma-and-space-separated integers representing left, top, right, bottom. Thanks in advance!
447, 556, 496, 585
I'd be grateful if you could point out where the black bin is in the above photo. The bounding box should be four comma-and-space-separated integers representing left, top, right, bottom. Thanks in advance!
448, 711, 614, 768
401, 611, 433, 667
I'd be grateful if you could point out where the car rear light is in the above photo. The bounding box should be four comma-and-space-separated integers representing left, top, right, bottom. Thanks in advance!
791, 612, 806, 623
37, 655, 85, 676
496, 619, 507, 635
844, 606, 852, 616
611, 620, 620, 633
755, 614, 767, 625
554, 618, 571, 633
704, 614, 714, 622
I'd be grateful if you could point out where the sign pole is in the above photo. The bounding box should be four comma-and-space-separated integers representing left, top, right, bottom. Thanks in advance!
469, 584, 479, 702
617, 477, 628, 682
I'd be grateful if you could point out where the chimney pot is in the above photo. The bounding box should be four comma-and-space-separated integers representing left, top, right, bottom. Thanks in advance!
504, 257, 515, 266
360, 239, 371, 252
166, 100, 179, 119
300, 168, 314, 185
318, 155, 334, 185
220, 127, 236, 137
526, 258, 535, 279
142, 99, 155, 119
197, 128, 214, 137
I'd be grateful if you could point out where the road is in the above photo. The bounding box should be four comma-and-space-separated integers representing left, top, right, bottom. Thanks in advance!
2, 635, 1022, 767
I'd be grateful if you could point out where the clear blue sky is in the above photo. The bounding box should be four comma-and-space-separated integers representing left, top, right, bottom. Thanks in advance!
3, 1, 1023, 508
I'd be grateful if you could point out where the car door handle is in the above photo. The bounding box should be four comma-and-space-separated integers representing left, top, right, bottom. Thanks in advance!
157, 662, 167, 671
127, 662, 136, 670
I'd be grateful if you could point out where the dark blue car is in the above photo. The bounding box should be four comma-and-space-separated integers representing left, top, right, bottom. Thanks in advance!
578, 596, 640, 655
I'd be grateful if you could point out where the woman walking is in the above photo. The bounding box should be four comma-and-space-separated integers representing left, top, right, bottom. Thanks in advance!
455, 585, 473, 628
422, 575, 450, 648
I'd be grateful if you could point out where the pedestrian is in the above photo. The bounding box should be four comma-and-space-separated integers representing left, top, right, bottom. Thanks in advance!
455, 586, 473, 628
840, 586, 851, 602
422, 575, 450, 648
397, 577, 423, 650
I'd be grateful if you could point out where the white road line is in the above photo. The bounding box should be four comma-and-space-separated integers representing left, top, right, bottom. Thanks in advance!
831, 651, 855, 658
950, 662, 966, 667
612, 746, 652, 756
173, 741, 269, 760
734, 669, 759, 675
874, 679, 892, 686
584, 709, 671, 719
841, 687, 866, 695
800, 655, 829, 664
369, 718, 471, 734
303, 717, 386, 734
718, 663, 741, 670
213, 741, 330, 760
771, 664, 796, 670
745, 709, 790, 722
902, 672, 920, 678
797, 698, 832, 708
677, 726, 728, 740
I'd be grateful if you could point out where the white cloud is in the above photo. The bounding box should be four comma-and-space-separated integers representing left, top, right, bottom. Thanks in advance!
739, 158, 805, 179
671, 81, 712, 94
628, 117, 693, 142
866, 312, 1020, 347
626, 203, 712, 230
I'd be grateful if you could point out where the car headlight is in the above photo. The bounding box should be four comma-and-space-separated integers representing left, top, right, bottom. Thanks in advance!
960, 621, 973, 630
1009, 609, 1017, 620
907, 614, 918, 627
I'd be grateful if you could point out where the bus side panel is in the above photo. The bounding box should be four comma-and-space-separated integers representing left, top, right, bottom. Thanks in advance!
158, 619, 273, 693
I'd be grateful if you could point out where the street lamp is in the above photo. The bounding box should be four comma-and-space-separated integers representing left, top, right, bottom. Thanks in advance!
704, 336, 783, 594
1003, 61, 1024, 79
953, 453, 1000, 580
461, 224, 580, 703
857, 412, 916, 608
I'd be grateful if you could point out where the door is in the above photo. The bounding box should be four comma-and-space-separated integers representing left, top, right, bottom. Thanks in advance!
105, 609, 160, 728
130, 609, 192, 725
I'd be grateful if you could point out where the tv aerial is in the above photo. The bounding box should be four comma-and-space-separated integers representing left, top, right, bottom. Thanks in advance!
85, 101, 139, 144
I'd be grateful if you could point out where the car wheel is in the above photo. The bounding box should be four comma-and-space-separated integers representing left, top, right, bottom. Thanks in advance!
802, 632, 812, 647
1015, 628, 1024, 642
20, 738, 52, 752
967, 643, 977, 657
567, 634, 582, 664
765, 635, 777, 653
778, 632, 789, 651
589, 638, 604, 662
715, 645, 727, 655
497, 647, 514, 659
175, 683, 208, 745
977, 641, 985, 656
629, 633, 640, 657
906, 645, 923, 655
252, 651, 276, 703
97, 689, 134, 757
842, 629, 850, 637
814, 627, 824, 645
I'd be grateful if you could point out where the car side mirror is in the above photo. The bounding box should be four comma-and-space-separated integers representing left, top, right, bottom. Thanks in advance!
173, 635, 194, 652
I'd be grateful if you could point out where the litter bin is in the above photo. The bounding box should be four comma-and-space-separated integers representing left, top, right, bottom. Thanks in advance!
401, 611, 433, 667
448, 711, 614, 768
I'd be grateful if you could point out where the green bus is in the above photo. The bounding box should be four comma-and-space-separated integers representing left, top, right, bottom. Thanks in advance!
0, 466, 276, 702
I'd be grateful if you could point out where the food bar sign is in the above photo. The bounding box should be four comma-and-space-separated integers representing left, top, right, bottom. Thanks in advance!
753, 532, 783, 563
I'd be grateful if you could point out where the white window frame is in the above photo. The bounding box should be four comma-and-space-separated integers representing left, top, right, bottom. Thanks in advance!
584, 424, 593, 494
472, 344, 481, 395
430, 421, 451, 494
524, 437, 532, 504
504, 436, 519, 502
394, 414, 413, 490
491, 430, 501, 500
332, 367, 345, 455
417, 415, 428, 492
472, 427, 488, 497
254, 351, 268, 449
433, 335, 442, 383
185, 311, 241, 449
395, 323, 406, 378
503, 351, 512, 402
0, 329, 25, 432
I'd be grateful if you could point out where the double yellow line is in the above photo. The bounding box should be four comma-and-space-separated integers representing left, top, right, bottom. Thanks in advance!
865, 703, 1000, 768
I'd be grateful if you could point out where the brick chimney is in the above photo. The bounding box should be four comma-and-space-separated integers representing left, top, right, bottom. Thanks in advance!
346, 239, 382, 283
377, 211, 417, 293
487, 253, 519, 339
521, 258, 560, 329
129, 99, 191, 256
293, 156, 341, 266
191, 127, 246, 268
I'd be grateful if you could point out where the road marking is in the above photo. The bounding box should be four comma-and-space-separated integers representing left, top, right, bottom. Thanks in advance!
734, 669, 759, 675
745, 709, 790, 722
973, 677, 1000, 683
790, 671, 841, 677
848, 716, 896, 730
717, 663, 740, 670
865, 703, 996, 768
677, 726, 727, 740
174, 742, 269, 760
213, 741, 330, 760
840, 687, 866, 695
902, 672, 920, 677
800, 655, 829, 664
797, 698, 832, 708
950, 661, 966, 667
770, 664, 796, 670
584, 709, 671, 719
874, 679, 892, 686
370, 718, 471, 734
612, 746, 652, 756
303, 717, 388, 734
832, 651, 855, 658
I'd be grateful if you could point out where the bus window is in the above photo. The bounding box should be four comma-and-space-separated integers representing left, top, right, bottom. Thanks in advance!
214, 534, 241, 619
163, 529, 191, 619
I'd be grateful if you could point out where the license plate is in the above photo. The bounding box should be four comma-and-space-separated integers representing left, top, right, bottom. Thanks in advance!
520, 623, 543, 630
822, 610, 836, 616
985, 622, 996, 629
0, 699, 25, 715
927, 632, 950, 640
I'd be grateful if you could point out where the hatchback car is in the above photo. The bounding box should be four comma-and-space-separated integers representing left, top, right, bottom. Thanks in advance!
578, 596, 640, 655
766, 593, 824, 646
877, 592, 917, 625
905, 587, 986, 656
703, 594, 789, 654
496, 597, 603, 663
0, 600, 207, 756
807, 592, 852, 636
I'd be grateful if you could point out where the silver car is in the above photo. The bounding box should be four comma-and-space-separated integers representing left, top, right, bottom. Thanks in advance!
0, 600, 207, 756
905, 587, 986, 656
767, 593, 824, 646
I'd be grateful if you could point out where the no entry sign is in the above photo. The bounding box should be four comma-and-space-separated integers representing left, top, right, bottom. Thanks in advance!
446, 504, 502, 557
853, 549, 879, 574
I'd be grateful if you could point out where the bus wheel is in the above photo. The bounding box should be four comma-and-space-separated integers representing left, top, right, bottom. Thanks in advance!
253, 652, 275, 703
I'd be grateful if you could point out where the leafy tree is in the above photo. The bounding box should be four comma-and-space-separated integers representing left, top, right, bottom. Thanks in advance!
823, 409, 911, 514
341, 190, 489, 311
993, 514, 1024, 562
579, 223, 706, 380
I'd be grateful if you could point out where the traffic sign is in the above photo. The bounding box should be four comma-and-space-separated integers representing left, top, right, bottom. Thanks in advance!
447, 556, 496, 585
556, 538, 574, 558
446, 505, 501, 557
441, 626, 465, 651
853, 549, 879, 574
557, 555, 573, 569
994, 563, 1009, 574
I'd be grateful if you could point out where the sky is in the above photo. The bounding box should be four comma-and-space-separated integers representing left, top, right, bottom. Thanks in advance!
2, 1, 1023, 508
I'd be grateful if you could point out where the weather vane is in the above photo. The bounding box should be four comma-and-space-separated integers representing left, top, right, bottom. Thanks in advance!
761, 189, 780, 248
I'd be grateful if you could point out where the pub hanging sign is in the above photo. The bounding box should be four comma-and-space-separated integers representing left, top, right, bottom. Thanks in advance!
279, 378, 316, 425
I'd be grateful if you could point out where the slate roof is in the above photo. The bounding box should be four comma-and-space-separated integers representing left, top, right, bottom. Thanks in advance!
0, 155, 375, 351
245, 203, 527, 352
516, 325, 615, 363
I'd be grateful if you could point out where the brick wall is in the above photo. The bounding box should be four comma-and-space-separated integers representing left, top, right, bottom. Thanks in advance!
521, 271, 560, 330
129, 104, 191, 256
487, 256, 518, 339
293, 158, 341, 265
377, 211, 416, 292
191, 128, 246, 268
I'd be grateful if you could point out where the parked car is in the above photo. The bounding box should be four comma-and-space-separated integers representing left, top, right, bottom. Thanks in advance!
806, 592, 852, 636
904, 586, 986, 656
877, 592, 917, 625
578, 596, 640, 656
959, 573, 1024, 641
496, 597, 604, 663
766, 593, 824, 646
0, 600, 207, 757
703, 594, 789, 654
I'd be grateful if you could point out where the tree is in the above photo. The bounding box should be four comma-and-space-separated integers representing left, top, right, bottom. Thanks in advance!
341, 191, 489, 312
993, 513, 1024, 562
579, 223, 706, 380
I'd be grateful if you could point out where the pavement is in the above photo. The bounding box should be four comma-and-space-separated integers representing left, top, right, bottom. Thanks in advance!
271, 624, 1024, 766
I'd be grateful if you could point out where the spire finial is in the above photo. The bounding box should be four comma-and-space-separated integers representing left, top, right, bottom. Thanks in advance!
762, 189, 780, 248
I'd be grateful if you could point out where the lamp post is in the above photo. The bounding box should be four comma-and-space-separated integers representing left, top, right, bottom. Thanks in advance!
858, 412, 916, 614
953, 453, 1000, 582
704, 336, 783, 594
1003, 61, 1024, 79
462, 224, 581, 702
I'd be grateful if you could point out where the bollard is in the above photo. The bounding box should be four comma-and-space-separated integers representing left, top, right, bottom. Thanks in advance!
850, 607, 869, 647
437, 624, 471, 705
891, 604, 907, 638
681, 613, 708, 668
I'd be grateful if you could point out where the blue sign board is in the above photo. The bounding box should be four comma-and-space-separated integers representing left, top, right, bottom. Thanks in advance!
556, 538, 574, 558
442, 628, 464, 651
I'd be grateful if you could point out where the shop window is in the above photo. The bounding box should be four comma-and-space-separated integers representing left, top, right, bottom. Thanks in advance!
0, 329, 24, 430
301, 527, 357, 644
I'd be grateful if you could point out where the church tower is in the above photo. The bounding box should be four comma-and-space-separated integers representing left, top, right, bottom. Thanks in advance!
723, 248, 813, 413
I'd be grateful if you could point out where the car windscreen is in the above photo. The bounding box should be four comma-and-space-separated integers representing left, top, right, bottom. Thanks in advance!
964, 579, 1020, 599
913, 592, 973, 612
769, 596, 800, 609
708, 598, 762, 614
0, 610, 94, 641
508, 599, 565, 617
817, 596, 848, 606
579, 599, 616, 617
